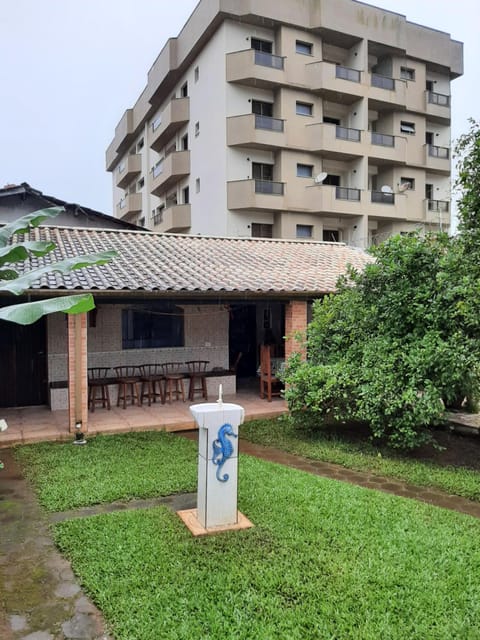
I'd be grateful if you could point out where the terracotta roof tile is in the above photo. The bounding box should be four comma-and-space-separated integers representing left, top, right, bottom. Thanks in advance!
11, 226, 374, 296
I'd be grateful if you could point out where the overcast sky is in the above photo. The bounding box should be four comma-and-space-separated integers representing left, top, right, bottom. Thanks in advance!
1, 0, 478, 215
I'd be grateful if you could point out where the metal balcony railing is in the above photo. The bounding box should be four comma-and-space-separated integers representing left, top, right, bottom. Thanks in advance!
371, 73, 395, 90
427, 199, 450, 213
336, 126, 361, 142
335, 186, 361, 201
254, 115, 284, 132
371, 132, 395, 147
371, 191, 395, 204
428, 145, 450, 159
427, 91, 450, 107
254, 180, 284, 195
254, 51, 284, 70
335, 65, 361, 83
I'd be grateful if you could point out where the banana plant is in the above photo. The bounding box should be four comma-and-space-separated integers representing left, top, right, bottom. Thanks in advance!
0, 207, 117, 325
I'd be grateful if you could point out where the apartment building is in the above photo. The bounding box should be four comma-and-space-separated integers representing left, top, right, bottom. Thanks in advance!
106, 0, 463, 247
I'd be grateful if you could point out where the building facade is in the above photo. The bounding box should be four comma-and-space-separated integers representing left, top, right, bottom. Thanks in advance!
106, 0, 463, 247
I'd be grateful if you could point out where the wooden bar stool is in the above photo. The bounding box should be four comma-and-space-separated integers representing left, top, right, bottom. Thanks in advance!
114, 366, 141, 409
88, 367, 111, 412
140, 364, 165, 406
161, 362, 186, 403
186, 360, 209, 401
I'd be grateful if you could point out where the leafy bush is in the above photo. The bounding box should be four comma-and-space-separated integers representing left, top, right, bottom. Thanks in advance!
284, 232, 480, 450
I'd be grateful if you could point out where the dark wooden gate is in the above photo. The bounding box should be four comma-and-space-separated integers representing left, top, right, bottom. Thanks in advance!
0, 318, 47, 407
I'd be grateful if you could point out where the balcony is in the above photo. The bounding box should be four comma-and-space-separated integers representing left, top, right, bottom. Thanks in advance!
367, 73, 406, 108
368, 132, 407, 164
115, 154, 142, 188
371, 191, 395, 205
307, 123, 362, 157
425, 144, 450, 172
425, 91, 451, 122
424, 200, 451, 226
226, 49, 286, 89
305, 61, 365, 102
226, 114, 286, 149
302, 184, 364, 216
152, 203, 191, 233
150, 97, 189, 152
368, 190, 407, 219
116, 193, 142, 220
227, 179, 285, 211
151, 151, 190, 196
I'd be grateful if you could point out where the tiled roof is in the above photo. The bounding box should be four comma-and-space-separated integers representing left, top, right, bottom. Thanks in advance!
12, 226, 374, 296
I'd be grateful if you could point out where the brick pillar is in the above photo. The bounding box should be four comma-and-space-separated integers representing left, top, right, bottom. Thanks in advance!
67, 313, 88, 433
284, 301, 307, 361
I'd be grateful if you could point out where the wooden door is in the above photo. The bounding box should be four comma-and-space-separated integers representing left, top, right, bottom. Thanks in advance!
0, 318, 47, 407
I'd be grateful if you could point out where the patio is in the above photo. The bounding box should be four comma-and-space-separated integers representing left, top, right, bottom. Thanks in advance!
0, 387, 287, 448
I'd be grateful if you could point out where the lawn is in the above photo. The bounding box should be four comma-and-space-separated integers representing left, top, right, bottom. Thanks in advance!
53, 455, 480, 639
241, 417, 480, 502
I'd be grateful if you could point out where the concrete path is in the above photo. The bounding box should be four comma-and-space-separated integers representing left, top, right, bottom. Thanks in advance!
1, 434, 479, 639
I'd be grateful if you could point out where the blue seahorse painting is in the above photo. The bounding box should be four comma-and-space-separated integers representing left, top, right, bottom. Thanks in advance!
212, 423, 238, 482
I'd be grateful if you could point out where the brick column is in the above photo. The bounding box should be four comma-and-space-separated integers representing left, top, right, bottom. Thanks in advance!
284, 300, 307, 361
67, 313, 88, 433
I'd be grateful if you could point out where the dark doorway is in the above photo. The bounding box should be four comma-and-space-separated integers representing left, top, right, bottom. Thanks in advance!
229, 304, 257, 377
0, 318, 47, 407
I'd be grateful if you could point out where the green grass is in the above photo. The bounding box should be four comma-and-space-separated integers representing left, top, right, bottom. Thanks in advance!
241, 417, 480, 502
14, 431, 197, 512
54, 456, 480, 640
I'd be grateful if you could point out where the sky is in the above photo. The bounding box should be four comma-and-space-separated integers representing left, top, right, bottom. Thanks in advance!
1, 0, 478, 215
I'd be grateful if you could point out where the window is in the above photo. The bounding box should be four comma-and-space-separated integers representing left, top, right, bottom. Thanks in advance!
151, 115, 162, 132
251, 38, 272, 53
323, 174, 340, 186
400, 66, 415, 81
181, 133, 188, 150
195, 178, 200, 193
139, 217, 145, 227
425, 183, 434, 200
252, 162, 273, 181
296, 101, 313, 116
136, 138, 144, 152
180, 82, 188, 98
296, 40, 312, 55
194, 66, 199, 82
152, 159, 163, 178
152, 204, 165, 225
252, 100, 273, 117
122, 305, 184, 349
323, 116, 341, 125
182, 186, 190, 204
297, 163, 313, 178
251, 223, 273, 238
400, 121, 415, 134
400, 177, 415, 190
195, 121, 200, 137
296, 224, 313, 239
323, 229, 340, 242
137, 177, 144, 190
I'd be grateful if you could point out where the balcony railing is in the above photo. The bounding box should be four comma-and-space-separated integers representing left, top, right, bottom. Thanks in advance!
254, 180, 284, 195
427, 91, 450, 107
254, 115, 284, 132
335, 65, 360, 83
336, 126, 361, 142
254, 50, 284, 70
371, 132, 395, 147
428, 144, 450, 159
335, 186, 360, 201
427, 199, 450, 213
371, 191, 395, 204
371, 73, 395, 90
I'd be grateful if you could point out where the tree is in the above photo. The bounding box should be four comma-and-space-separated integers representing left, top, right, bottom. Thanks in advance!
0, 207, 116, 325
283, 230, 480, 450
455, 118, 480, 238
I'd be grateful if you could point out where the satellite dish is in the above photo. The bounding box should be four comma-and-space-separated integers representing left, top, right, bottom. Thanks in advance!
398, 182, 411, 192
314, 172, 328, 184
381, 184, 393, 194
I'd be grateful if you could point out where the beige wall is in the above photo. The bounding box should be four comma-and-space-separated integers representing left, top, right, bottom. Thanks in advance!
47, 304, 229, 383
